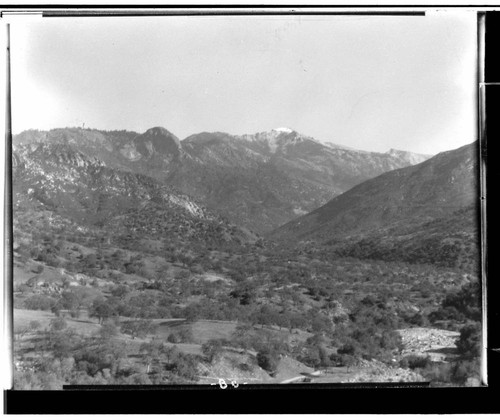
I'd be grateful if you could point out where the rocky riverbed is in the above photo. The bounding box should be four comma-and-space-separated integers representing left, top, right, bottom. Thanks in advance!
397, 328, 460, 361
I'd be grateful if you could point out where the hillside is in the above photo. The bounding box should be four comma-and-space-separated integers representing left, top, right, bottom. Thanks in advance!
13, 142, 255, 249
270, 142, 479, 270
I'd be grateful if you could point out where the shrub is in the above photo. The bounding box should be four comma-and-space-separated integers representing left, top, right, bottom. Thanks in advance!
172, 353, 199, 381
202, 339, 226, 363
29, 320, 42, 332
339, 354, 356, 372
50, 317, 67, 331
456, 322, 482, 360
450, 358, 481, 385
33, 264, 45, 274
297, 343, 331, 369
24, 295, 57, 311
431, 282, 481, 323
178, 326, 194, 343
49, 330, 80, 359
256, 349, 279, 374
89, 299, 116, 324
74, 342, 125, 377
121, 320, 157, 339
400, 355, 432, 370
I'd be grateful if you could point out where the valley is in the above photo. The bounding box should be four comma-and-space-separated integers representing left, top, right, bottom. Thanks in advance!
11, 128, 482, 389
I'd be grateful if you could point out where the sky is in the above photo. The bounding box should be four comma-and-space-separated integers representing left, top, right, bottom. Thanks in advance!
10, 12, 478, 154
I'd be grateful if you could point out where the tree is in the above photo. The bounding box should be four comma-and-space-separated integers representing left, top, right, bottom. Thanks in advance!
172, 353, 198, 381
456, 322, 482, 360
256, 349, 279, 374
121, 320, 157, 339
451, 358, 481, 385
24, 295, 56, 311
177, 326, 194, 343
289, 313, 307, 333
50, 317, 67, 332
337, 341, 361, 358
83, 253, 97, 269
127, 292, 158, 318
400, 355, 432, 370
162, 345, 181, 365
311, 315, 332, 335
229, 282, 256, 305
202, 339, 225, 363
139, 340, 164, 373
33, 264, 45, 274
111, 284, 128, 298
49, 329, 80, 360
433, 281, 481, 323
277, 312, 291, 331
74, 340, 126, 377
51, 300, 63, 317
98, 321, 119, 341
339, 354, 356, 372
251, 305, 280, 328
59, 291, 80, 318
177, 253, 194, 268
231, 323, 253, 350
89, 299, 115, 324
184, 304, 201, 322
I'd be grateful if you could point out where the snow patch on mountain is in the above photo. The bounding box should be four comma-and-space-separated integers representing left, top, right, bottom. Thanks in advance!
273, 127, 294, 133
240, 128, 323, 154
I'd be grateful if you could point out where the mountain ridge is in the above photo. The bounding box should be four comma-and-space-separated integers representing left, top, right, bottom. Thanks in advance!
14, 126, 432, 233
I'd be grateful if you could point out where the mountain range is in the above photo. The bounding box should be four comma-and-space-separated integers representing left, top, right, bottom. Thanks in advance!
14, 127, 430, 233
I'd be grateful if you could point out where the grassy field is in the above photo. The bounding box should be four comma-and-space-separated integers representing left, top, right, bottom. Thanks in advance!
14, 309, 205, 358
13, 309, 433, 385
15, 309, 101, 336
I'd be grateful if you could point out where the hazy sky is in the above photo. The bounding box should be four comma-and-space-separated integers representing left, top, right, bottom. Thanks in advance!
11, 12, 477, 154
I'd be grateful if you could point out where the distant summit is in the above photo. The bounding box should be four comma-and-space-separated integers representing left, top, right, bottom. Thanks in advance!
133, 126, 181, 159
272, 127, 294, 133
239, 128, 322, 154
386, 148, 432, 166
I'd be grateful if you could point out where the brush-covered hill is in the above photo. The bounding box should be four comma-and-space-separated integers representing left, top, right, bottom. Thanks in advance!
270, 142, 480, 271
13, 142, 257, 249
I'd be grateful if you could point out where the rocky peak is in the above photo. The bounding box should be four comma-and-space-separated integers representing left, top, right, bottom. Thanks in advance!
132, 126, 181, 158
240, 128, 321, 154
386, 148, 431, 165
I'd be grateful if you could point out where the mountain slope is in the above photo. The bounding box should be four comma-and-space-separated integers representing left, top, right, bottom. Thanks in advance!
14, 127, 431, 233
13, 142, 256, 248
270, 142, 479, 270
